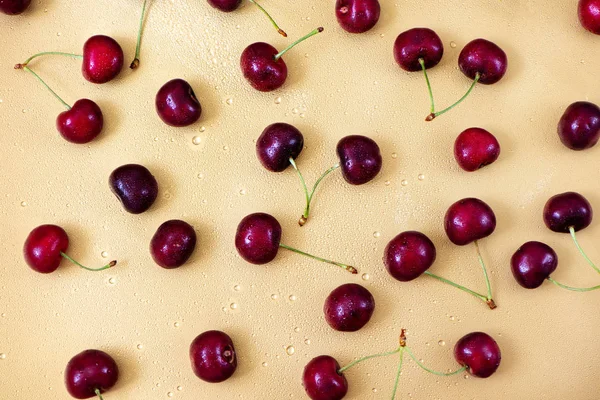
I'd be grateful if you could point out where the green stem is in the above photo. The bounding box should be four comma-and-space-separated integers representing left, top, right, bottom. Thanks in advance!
248, 0, 287, 37
274, 27, 323, 61
390, 349, 404, 400
130, 0, 148, 69
288, 158, 310, 226
20, 67, 71, 110
547, 277, 600, 292
279, 243, 357, 274
405, 348, 467, 376
426, 73, 480, 121
423, 271, 493, 307
474, 240, 494, 303
419, 58, 435, 114
296, 163, 340, 226
16, 51, 83, 68
569, 226, 600, 274
338, 347, 401, 374
60, 252, 116, 272
95, 389, 104, 400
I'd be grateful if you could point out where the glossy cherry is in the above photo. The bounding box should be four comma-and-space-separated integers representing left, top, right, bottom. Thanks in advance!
150, 220, 197, 269
336, 135, 382, 185
109, 164, 158, 214
208, 0, 241, 11
82, 35, 124, 84
57, 99, 104, 144
384, 231, 436, 281
458, 39, 507, 85
393, 28, 444, 72
155, 79, 202, 127
511, 241, 558, 289
65, 349, 119, 399
579, 0, 600, 34
557, 101, 600, 150
0, 0, 30, 14
454, 128, 501, 172
445, 198, 496, 246
303, 355, 348, 400
190, 330, 237, 383
335, 0, 380, 34
256, 122, 304, 172
543, 192, 592, 233
24, 225, 116, 274
324, 283, 375, 332
454, 332, 501, 378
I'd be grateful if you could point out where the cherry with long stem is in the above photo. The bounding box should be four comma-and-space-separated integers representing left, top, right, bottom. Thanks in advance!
569, 226, 600, 274
425, 72, 480, 121
249, 0, 287, 37
274, 27, 323, 61
61, 252, 116, 272
279, 243, 356, 274
130, 0, 149, 69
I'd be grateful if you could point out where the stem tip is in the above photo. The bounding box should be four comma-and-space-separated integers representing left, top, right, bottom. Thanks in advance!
130, 58, 140, 69
399, 329, 407, 347
278, 29, 288, 37
298, 216, 307, 226
14, 63, 24, 69
317, 27, 324, 33
486, 299, 497, 309
109, 260, 117, 268
348, 266, 358, 274
425, 113, 435, 121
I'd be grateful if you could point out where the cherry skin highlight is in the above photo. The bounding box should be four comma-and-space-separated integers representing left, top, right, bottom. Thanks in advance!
393, 28, 444, 71
579, 0, 600, 34
65, 349, 119, 399
511, 241, 558, 289
240, 42, 287, 92
82, 35, 124, 84
557, 101, 600, 150
324, 283, 375, 332
454, 128, 501, 172
0, 0, 31, 14
336, 135, 382, 185
454, 332, 501, 378
303, 355, 348, 400
458, 39, 507, 85
150, 220, 197, 269
24, 224, 69, 274
207, 0, 241, 12
190, 330, 237, 383
335, 0, 380, 34
235, 213, 281, 264
444, 198, 496, 246
109, 164, 158, 214
256, 122, 304, 172
384, 231, 436, 281
56, 99, 104, 144
543, 192, 593, 233
155, 79, 202, 127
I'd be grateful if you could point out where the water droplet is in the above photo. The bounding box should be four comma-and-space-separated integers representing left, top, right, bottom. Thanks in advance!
418, 174, 425, 181
230, 303, 238, 310
168, 392, 174, 397
262, 362, 268, 367
177, 386, 183, 391
438, 340, 446, 346
449, 316, 455, 321
137, 344, 143, 350
101, 251, 108, 258
0, 354, 6, 360
226, 98, 233, 105
372, 388, 378, 393
292, 108, 299, 114
108, 277, 116, 285
285, 346, 295, 356
361, 273, 370, 281
274, 97, 282, 104
373, 231, 380, 238
0, 313, 5, 318
56, 32, 61, 36
384, 180, 390, 186
450, 41, 457, 48
271, 294, 278, 300
154, 137, 159, 141
222, 307, 227, 312
408, 308, 413, 313
20, 201, 27, 207
22, 109, 26, 113
197, 173, 204, 179
304, 339, 311, 345
199, 126, 206, 132
299, 113, 305, 118
391, 152, 398, 159
233, 285, 241, 291
192, 136, 202, 145
401, 180, 408, 186
222, 145, 229, 151
289, 295, 296, 301
239, 189, 246, 195
174, 322, 180, 328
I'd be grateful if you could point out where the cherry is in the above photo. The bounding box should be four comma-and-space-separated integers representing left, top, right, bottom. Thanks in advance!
235, 213, 357, 273
335, 0, 380, 34
155, 79, 202, 127
150, 220, 196, 269
393, 28, 443, 72
190, 330, 237, 383
0, 0, 30, 14
337, 135, 382, 185
324, 283, 375, 332
208, 0, 287, 36
24, 225, 116, 274
82, 35, 124, 84
303, 355, 348, 400
65, 349, 119, 399
445, 198, 496, 246
544, 192, 592, 233
109, 164, 158, 214
256, 122, 304, 172
384, 231, 436, 282
579, 0, 600, 34
557, 101, 600, 150
454, 332, 501, 378
511, 241, 558, 289
454, 128, 501, 172
240, 27, 324, 92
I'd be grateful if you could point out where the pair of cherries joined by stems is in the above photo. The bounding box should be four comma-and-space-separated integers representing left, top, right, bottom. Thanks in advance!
303, 329, 501, 400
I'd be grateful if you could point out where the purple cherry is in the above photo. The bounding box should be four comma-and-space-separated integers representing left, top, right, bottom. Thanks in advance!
335, 0, 380, 34
324, 283, 375, 332
256, 123, 304, 172
445, 198, 496, 246
336, 135, 382, 185
56, 99, 104, 144
207, 0, 241, 12
393, 28, 443, 72
150, 220, 197, 269
155, 79, 202, 127
454, 332, 501, 378
557, 101, 600, 150
454, 128, 501, 172
384, 231, 436, 281
579, 0, 600, 34
109, 164, 158, 214
543, 192, 592, 233
65, 349, 119, 399
511, 241, 558, 289
458, 39, 507, 85
303, 355, 348, 400
82, 35, 124, 84
190, 330, 237, 383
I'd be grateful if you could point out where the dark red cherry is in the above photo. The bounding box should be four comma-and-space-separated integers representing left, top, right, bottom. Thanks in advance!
384, 231, 436, 281
303, 355, 348, 400
458, 39, 507, 85
109, 164, 158, 214
65, 349, 119, 399
454, 127, 501, 172
393, 28, 444, 72
155, 79, 202, 127
557, 101, 600, 150
235, 213, 281, 264
543, 192, 593, 233
150, 220, 197, 269
336, 135, 382, 185
24, 224, 69, 274
335, 0, 380, 34
579, 0, 600, 34
240, 42, 287, 92
324, 283, 375, 332
445, 198, 496, 246
190, 330, 237, 383
0, 0, 31, 14
207, 0, 241, 12
256, 123, 304, 172
56, 99, 104, 144
82, 35, 124, 84
511, 241, 558, 289
454, 332, 501, 378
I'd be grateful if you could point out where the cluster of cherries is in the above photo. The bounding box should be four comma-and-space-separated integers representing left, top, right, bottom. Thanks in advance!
5, 0, 600, 398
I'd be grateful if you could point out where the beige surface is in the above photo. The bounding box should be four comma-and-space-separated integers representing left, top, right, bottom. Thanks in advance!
1, 0, 600, 399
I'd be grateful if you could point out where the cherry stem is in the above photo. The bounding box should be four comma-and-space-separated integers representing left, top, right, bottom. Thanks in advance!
130, 0, 148, 69
60, 252, 117, 272
418, 58, 435, 114
274, 27, 323, 61
423, 271, 494, 308
569, 226, 600, 274
426, 73, 480, 121
338, 347, 401, 374
404, 348, 467, 376
248, 0, 287, 37
15, 51, 83, 68
547, 277, 600, 292
390, 349, 404, 400
95, 389, 104, 400
279, 243, 356, 274
19, 66, 71, 110
474, 240, 494, 304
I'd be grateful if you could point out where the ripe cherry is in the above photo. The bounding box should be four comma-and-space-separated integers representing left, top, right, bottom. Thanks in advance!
303, 355, 348, 400
150, 220, 197, 269
393, 28, 443, 72
256, 122, 304, 172
511, 241, 558, 289
65, 349, 119, 399
109, 164, 158, 214
155, 79, 202, 127
557, 101, 600, 150
0, 0, 30, 14
454, 332, 501, 378
335, 0, 380, 34
190, 330, 237, 383
579, 0, 600, 34
337, 135, 382, 185
384, 231, 436, 282
324, 283, 375, 332
454, 127, 501, 172
82, 35, 124, 84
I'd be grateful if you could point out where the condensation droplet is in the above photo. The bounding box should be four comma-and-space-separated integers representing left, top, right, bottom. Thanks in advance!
372, 388, 378, 393
304, 339, 311, 345
197, 173, 204, 179
299, 113, 305, 118
438, 340, 446, 346
0, 313, 5, 318
137, 344, 143, 350
391, 152, 398, 159
56, 32, 61, 36
401, 180, 408, 186
222, 307, 227, 312
154, 137, 159, 141
262, 362, 268, 367
0, 354, 6, 360
373, 231, 380, 238
384, 180, 390, 186
361, 273, 370, 281
418, 174, 425, 181
449, 316, 455, 321
271, 294, 278, 300
222, 145, 229, 151
192, 136, 202, 145
292, 108, 299, 114
289, 295, 296, 301
174, 322, 180, 328
464, 374, 469, 379
101, 251, 108, 258
408, 308, 413, 313
177, 386, 183, 391
20, 201, 27, 207
274, 97, 282, 104
450, 41, 457, 48
285, 346, 295, 356
239, 189, 246, 195
108, 277, 116, 285
199, 126, 206, 132
233, 285, 241, 291
226, 98, 233, 105
294, 327, 300, 333
167, 392, 174, 397
230, 303, 238, 310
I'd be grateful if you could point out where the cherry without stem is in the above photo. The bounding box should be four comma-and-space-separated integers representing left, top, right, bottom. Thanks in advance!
335, 0, 381, 34
190, 330, 237, 383
82, 35, 124, 84
0, 0, 31, 15
208, 0, 287, 37
155, 79, 202, 127
579, 0, 600, 34
454, 127, 501, 172
109, 164, 159, 214
557, 101, 600, 150
150, 220, 197, 269
65, 349, 119, 400
324, 283, 375, 332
